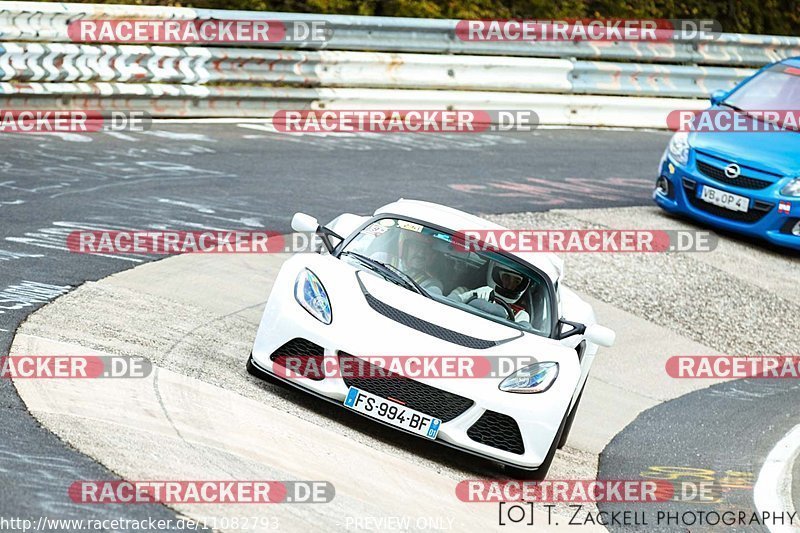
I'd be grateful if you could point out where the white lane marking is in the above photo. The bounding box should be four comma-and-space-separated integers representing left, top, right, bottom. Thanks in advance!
156, 198, 215, 214
104, 131, 139, 141
754, 424, 800, 533
40, 132, 93, 142
141, 130, 215, 142
237, 123, 277, 132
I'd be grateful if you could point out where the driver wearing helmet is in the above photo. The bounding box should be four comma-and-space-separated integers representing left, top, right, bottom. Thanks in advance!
450, 261, 530, 324
394, 229, 445, 295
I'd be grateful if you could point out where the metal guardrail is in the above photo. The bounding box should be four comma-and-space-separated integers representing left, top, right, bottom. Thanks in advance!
0, 43, 754, 97
0, 2, 797, 126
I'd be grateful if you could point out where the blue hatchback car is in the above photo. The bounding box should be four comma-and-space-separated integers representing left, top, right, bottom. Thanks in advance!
653, 57, 800, 250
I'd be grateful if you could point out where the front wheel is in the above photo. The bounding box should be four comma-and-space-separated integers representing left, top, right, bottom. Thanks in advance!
557, 385, 585, 449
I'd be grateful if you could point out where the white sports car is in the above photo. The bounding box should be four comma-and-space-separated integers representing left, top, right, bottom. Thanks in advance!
248, 199, 614, 479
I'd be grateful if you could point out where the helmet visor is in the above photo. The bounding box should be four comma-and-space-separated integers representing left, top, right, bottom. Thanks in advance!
497, 269, 524, 291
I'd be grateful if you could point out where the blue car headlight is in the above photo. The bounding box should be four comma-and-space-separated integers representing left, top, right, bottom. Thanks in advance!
499, 362, 559, 393
667, 132, 690, 166
781, 178, 800, 197
294, 269, 332, 324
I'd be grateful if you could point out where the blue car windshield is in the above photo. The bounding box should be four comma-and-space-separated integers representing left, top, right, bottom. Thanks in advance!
725, 64, 800, 111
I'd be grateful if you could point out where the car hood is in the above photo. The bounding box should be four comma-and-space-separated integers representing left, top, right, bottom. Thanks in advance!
356, 268, 575, 357
310, 253, 572, 360
689, 108, 800, 176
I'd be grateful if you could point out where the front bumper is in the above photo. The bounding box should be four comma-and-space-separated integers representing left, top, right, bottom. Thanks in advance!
653, 153, 800, 250
251, 255, 580, 470
248, 355, 539, 471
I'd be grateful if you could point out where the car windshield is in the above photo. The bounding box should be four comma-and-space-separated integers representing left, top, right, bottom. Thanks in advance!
724, 64, 800, 112
340, 217, 554, 336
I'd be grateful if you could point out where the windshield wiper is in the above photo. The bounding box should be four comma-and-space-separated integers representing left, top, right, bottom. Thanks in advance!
340, 252, 429, 297
379, 261, 430, 298
719, 102, 798, 131
719, 102, 744, 112
719, 101, 762, 123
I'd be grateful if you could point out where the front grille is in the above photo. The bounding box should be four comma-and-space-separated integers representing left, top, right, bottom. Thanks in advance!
467, 410, 525, 455
269, 338, 325, 381
683, 179, 772, 223
338, 352, 474, 422
696, 160, 773, 190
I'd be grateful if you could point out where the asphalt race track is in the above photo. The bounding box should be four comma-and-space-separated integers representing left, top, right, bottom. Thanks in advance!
1, 123, 797, 530
599, 379, 800, 532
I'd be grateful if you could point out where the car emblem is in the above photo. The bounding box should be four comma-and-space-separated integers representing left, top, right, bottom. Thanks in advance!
724, 163, 741, 179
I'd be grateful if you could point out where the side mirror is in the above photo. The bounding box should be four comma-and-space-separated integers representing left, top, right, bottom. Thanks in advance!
709, 89, 727, 106
585, 324, 615, 348
291, 212, 319, 233
291, 212, 343, 254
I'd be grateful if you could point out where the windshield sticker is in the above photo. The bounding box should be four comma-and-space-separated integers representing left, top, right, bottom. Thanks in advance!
363, 222, 389, 236
398, 221, 423, 232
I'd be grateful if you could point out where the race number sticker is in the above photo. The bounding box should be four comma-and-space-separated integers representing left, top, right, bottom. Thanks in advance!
398, 221, 423, 232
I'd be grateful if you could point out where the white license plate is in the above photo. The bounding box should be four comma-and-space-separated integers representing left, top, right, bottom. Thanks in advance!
343, 386, 441, 439
697, 184, 750, 212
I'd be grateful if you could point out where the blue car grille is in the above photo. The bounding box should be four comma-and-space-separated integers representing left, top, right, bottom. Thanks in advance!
696, 160, 773, 190
683, 179, 773, 224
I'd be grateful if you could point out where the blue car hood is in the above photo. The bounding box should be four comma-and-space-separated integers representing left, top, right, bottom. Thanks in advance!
689, 108, 800, 176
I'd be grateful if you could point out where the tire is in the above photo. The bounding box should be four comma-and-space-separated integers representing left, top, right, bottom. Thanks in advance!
502, 406, 570, 481
557, 385, 585, 450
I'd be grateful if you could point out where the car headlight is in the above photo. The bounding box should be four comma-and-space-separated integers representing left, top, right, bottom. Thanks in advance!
668, 131, 690, 166
499, 362, 559, 393
781, 178, 800, 197
294, 269, 332, 324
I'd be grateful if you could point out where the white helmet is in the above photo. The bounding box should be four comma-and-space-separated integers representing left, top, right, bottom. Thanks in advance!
486, 260, 530, 304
